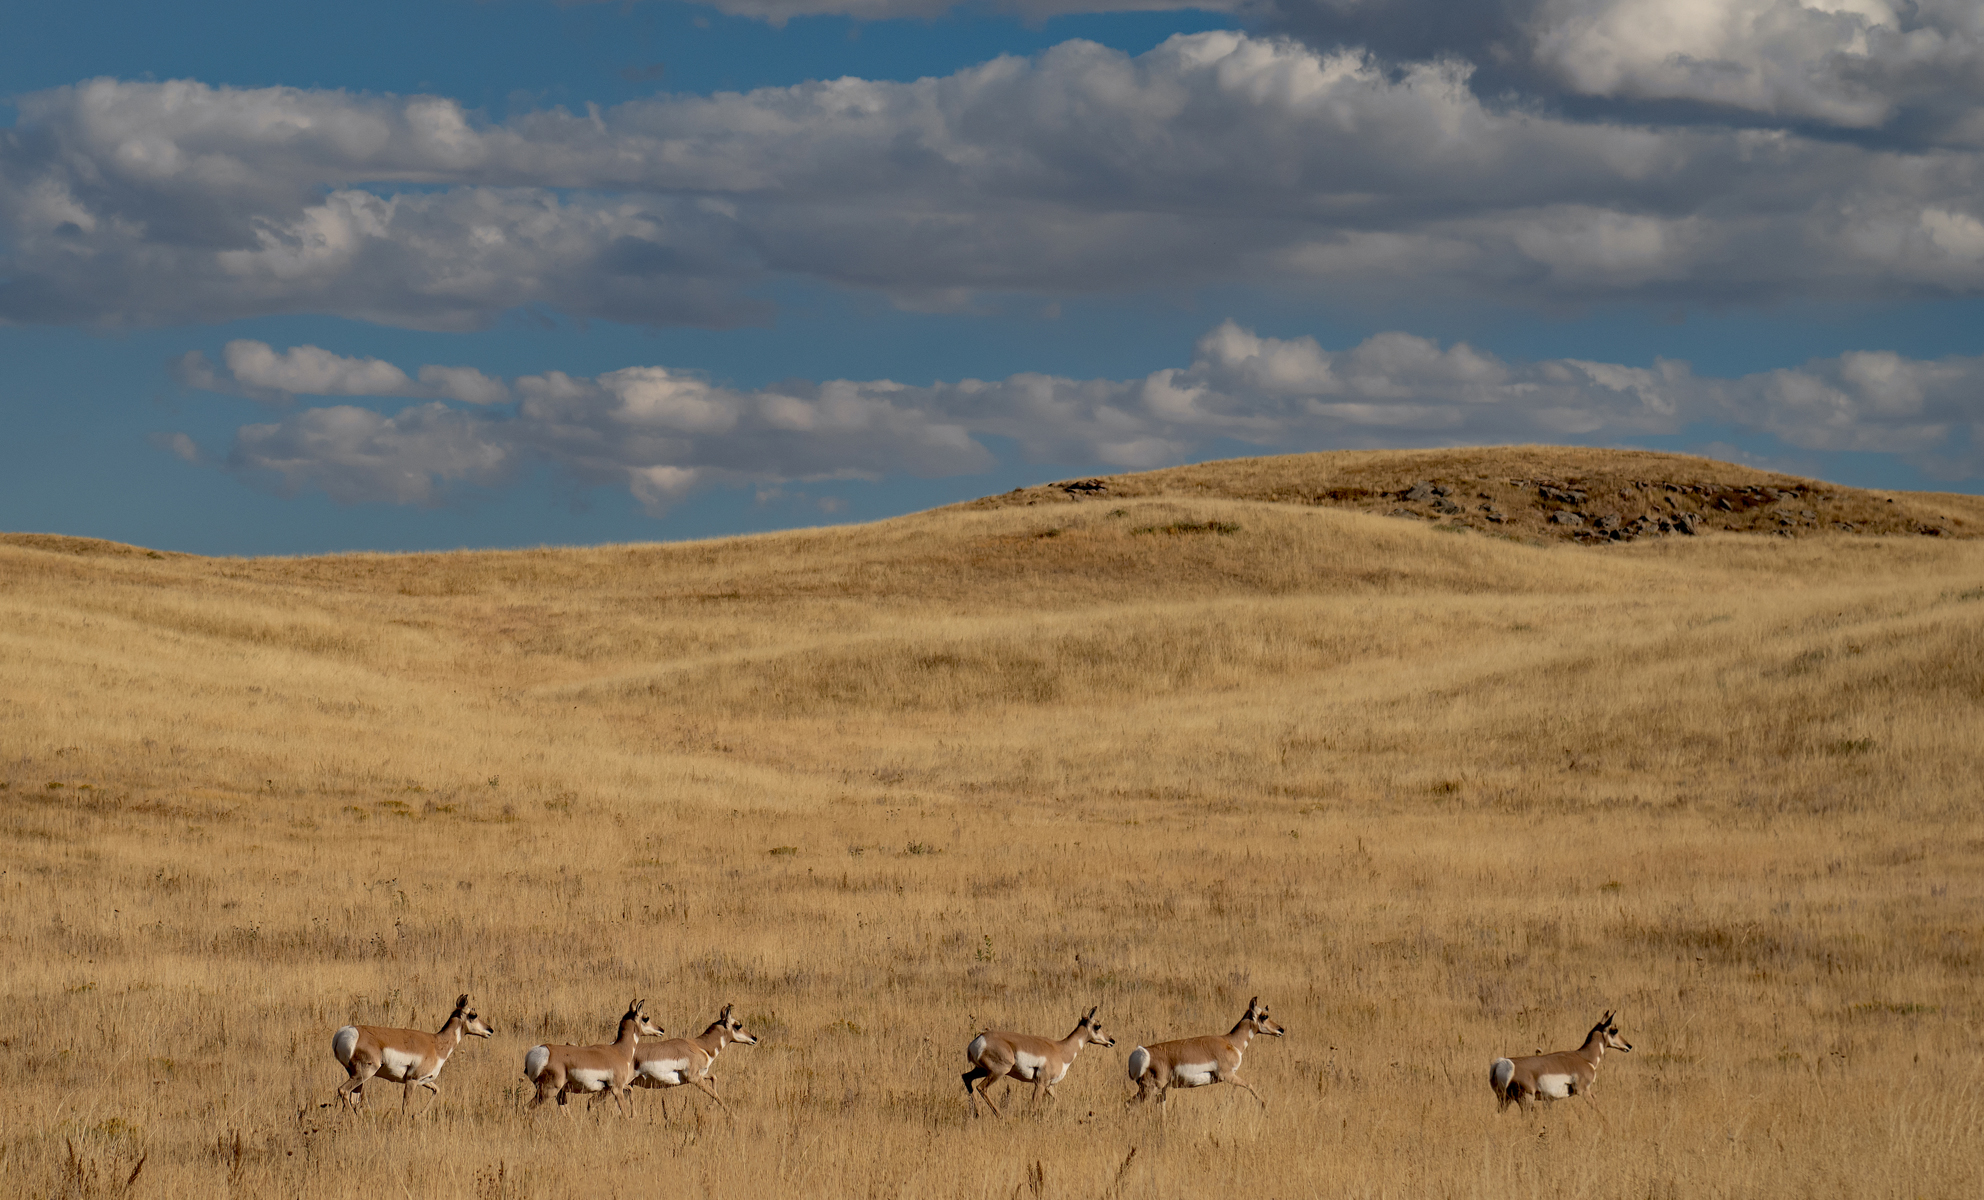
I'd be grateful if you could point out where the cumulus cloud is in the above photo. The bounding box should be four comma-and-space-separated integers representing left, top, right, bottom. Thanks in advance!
163, 322, 1984, 511
228, 404, 515, 505
572, 0, 1984, 145
1263, 0, 1984, 143
172, 340, 510, 406
9, 32, 1984, 329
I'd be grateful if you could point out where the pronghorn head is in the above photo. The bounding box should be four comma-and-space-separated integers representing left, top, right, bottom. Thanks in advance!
1244, 997, 1287, 1038
623, 999, 665, 1040
719, 1003, 759, 1046
1078, 1005, 1116, 1048
453, 993, 497, 1039
1594, 1010, 1631, 1053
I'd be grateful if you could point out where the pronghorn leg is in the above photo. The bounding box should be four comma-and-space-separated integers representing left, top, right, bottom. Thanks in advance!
337, 1061, 380, 1111
978, 1075, 1006, 1118
690, 1077, 733, 1116
1577, 1096, 1612, 1132
962, 1065, 992, 1117
1224, 1074, 1269, 1111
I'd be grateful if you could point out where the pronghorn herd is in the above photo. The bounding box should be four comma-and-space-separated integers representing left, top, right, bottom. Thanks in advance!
330, 992, 1630, 1121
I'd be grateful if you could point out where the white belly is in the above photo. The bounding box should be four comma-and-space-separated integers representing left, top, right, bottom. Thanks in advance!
378, 1048, 428, 1082
568, 1067, 617, 1092
639, 1061, 690, 1087
1013, 1052, 1046, 1082
1173, 1063, 1217, 1088
1535, 1073, 1575, 1100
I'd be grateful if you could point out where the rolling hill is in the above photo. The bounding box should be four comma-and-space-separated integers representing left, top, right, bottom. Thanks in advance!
2, 446, 1980, 1198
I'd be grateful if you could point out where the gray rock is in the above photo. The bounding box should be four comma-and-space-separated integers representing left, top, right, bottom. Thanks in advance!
1549, 511, 1585, 527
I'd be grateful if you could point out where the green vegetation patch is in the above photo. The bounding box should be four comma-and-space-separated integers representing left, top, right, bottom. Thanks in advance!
1132, 520, 1241, 536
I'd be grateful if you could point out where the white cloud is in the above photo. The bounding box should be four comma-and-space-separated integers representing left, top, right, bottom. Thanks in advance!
173, 340, 512, 407
10, 32, 1984, 328
1266, 0, 1984, 142
227, 403, 515, 504
224, 340, 414, 397
165, 320, 1984, 510
417, 364, 511, 405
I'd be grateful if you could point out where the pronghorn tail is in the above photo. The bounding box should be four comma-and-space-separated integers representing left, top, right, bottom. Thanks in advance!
1489, 1058, 1515, 1110
1127, 1045, 1151, 1081
966, 1034, 988, 1063
332, 1026, 359, 1067
524, 1044, 551, 1082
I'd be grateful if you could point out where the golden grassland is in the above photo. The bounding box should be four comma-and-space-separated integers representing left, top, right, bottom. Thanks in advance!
3, 448, 1982, 1199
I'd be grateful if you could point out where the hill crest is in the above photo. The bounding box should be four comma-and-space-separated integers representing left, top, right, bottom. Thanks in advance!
963, 446, 1982, 544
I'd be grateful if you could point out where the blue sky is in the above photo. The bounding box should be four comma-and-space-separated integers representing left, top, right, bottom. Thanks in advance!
5, 0, 1983, 555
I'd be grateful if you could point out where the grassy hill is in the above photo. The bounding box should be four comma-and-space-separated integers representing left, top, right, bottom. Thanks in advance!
970, 446, 1984, 541
3, 447, 1981, 1197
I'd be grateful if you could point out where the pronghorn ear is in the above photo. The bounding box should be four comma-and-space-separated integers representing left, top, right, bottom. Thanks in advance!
1085, 1006, 1098, 1021
456, 994, 470, 1008
720, 1003, 733, 1019
1248, 996, 1261, 1012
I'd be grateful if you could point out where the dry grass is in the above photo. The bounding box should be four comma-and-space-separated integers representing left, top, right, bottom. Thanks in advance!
3, 448, 1982, 1199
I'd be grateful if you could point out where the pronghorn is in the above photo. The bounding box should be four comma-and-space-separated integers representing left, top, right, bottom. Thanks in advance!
1126, 997, 1285, 1112
523, 999, 663, 1115
1489, 1011, 1633, 1115
960, 1006, 1115, 1117
631, 1003, 760, 1117
330, 993, 495, 1113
